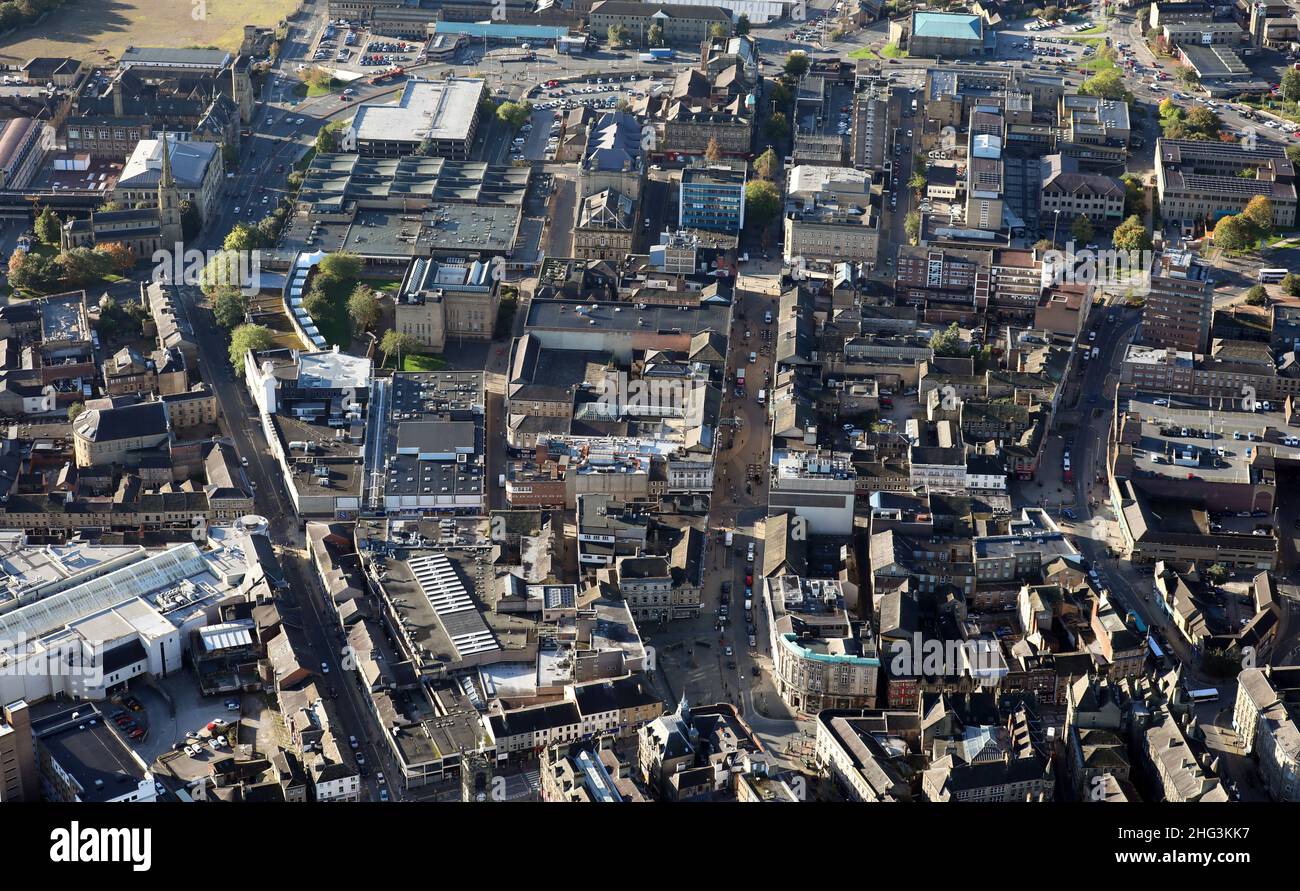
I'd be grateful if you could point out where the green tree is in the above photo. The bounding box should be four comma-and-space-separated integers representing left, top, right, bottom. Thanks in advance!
907, 171, 927, 194
94, 241, 136, 273
1078, 68, 1131, 103
1112, 214, 1153, 253
1281, 273, 1300, 297
929, 322, 963, 357
494, 288, 518, 339
347, 284, 381, 331
754, 147, 779, 181
58, 246, 112, 285
1212, 213, 1254, 252
710, 22, 730, 39
648, 23, 665, 47
704, 137, 723, 162
1242, 195, 1274, 236
34, 205, 61, 245
1071, 214, 1095, 244
736, 13, 751, 35
496, 100, 533, 130
302, 283, 333, 321
1244, 285, 1268, 306
904, 210, 921, 245
228, 323, 275, 373
743, 179, 781, 230
1176, 65, 1200, 88
67, 402, 85, 423
768, 80, 793, 109
212, 288, 250, 329
764, 111, 790, 141
1184, 106, 1221, 140
1041, 5, 1060, 19
608, 24, 630, 47
7, 250, 61, 293
223, 222, 266, 252
1033, 238, 1058, 254
314, 124, 340, 154
1283, 68, 1300, 103
319, 251, 363, 281
783, 52, 810, 79
1120, 173, 1147, 217
381, 329, 422, 366
1205, 563, 1230, 585
179, 199, 201, 241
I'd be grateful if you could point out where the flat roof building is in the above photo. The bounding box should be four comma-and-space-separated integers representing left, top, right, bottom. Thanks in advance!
348, 78, 486, 159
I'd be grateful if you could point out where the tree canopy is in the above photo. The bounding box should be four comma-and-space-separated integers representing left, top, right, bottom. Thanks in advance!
228, 324, 275, 374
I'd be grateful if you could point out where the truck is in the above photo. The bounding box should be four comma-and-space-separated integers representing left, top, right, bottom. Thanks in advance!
368, 66, 403, 85
1062, 456, 1073, 484
736, 367, 746, 386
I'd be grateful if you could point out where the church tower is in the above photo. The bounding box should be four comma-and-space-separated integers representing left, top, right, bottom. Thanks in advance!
156, 133, 184, 248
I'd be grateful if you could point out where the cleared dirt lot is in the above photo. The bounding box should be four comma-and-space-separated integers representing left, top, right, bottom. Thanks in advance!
0, 0, 297, 63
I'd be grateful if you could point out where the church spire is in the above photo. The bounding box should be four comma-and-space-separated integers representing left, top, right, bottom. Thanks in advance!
159, 132, 175, 190
156, 133, 183, 248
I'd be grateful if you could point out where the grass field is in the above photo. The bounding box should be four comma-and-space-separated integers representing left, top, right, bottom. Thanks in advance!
0, 0, 297, 64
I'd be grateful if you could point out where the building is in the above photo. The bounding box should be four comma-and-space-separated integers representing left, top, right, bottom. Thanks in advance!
346, 78, 485, 159
65, 52, 251, 158
1160, 20, 1248, 46
33, 704, 156, 802
966, 112, 1005, 232
1137, 250, 1213, 354
0, 700, 39, 802
579, 111, 645, 202
783, 164, 879, 267
679, 162, 746, 232
588, 2, 733, 46
1040, 154, 1125, 225
894, 12, 988, 58
768, 451, 856, 535
573, 188, 636, 260
0, 529, 279, 705
61, 133, 185, 256
71, 400, 170, 468
1235, 667, 1300, 801
814, 708, 915, 801
1156, 138, 1298, 233
394, 257, 500, 350
765, 575, 878, 715
0, 117, 51, 190
637, 0, 792, 24
1059, 94, 1130, 169
114, 137, 223, 221
637, 697, 773, 800
242, 348, 371, 517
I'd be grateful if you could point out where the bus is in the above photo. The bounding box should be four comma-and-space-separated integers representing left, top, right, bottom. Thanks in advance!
1062, 455, 1073, 484
1187, 687, 1219, 704
1148, 636, 1165, 663
1259, 268, 1288, 283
